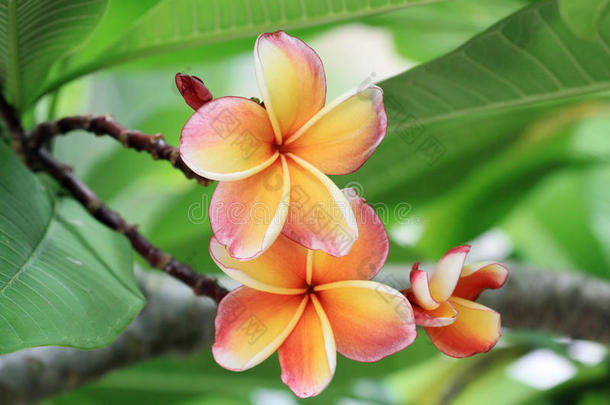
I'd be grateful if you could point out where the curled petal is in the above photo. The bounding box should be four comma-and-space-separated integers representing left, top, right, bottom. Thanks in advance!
425, 297, 501, 358
175, 73, 213, 110
311, 188, 388, 284
282, 155, 358, 257
212, 287, 308, 371
180, 96, 277, 181
429, 245, 471, 303
409, 262, 439, 310
453, 262, 509, 301
284, 86, 387, 174
315, 280, 416, 362
254, 31, 326, 143
210, 157, 289, 260
209, 235, 307, 294
413, 301, 457, 327
279, 297, 336, 398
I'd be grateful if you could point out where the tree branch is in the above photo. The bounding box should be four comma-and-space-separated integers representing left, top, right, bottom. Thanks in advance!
28, 114, 213, 186
477, 263, 610, 343
0, 264, 608, 405
0, 93, 227, 301
35, 148, 228, 301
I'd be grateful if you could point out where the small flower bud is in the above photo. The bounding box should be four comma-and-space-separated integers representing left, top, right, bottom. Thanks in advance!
175, 73, 213, 110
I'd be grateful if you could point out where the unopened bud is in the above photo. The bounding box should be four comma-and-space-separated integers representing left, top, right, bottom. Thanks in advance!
175, 73, 213, 110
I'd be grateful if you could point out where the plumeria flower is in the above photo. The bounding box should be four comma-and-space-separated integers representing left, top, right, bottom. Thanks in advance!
180, 31, 387, 260
210, 189, 415, 397
404, 246, 508, 358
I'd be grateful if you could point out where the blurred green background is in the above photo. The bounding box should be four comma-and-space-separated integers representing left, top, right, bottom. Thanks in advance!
6, 0, 607, 403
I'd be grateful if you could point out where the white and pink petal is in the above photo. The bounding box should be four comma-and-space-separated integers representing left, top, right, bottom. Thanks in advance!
408, 262, 439, 311
209, 156, 289, 260
429, 245, 471, 303
254, 31, 326, 142
180, 96, 277, 181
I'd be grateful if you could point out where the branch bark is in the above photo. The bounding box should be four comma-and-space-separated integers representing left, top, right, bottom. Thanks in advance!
28, 114, 212, 186
477, 263, 610, 343
0, 264, 608, 405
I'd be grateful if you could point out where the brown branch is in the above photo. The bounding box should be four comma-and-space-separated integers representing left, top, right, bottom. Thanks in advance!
0, 93, 227, 302
35, 148, 228, 302
28, 114, 213, 186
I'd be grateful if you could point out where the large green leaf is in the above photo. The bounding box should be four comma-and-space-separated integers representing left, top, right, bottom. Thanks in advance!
334, 0, 610, 252
0, 0, 108, 108
412, 103, 610, 257
559, 0, 609, 40
367, 0, 531, 62
0, 142, 144, 354
38, 0, 443, 99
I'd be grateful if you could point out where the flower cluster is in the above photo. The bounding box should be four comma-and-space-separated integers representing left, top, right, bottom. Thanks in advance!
178, 31, 507, 398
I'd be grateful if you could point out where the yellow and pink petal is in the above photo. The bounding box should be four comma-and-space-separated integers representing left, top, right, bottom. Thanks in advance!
412, 300, 457, 327
209, 157, 289, 260
282, 155, 358, 257
283, 86, 387, 175
212, 287, 308, 371
408, 262, 439, 311
278, 297, 336, 398
315, 280, 416, 362
209, 234, 307, 294
311, 188, 388, 285
424, 297, 501, 358
429, 245, 471, 303
453, 262, 509, 301
180, 96, 278, 181
254, 31, 326, 142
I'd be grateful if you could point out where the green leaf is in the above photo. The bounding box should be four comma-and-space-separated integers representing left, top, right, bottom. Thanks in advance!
412, 102, 610, 257
38, 0, 443, 99
334, 0, 610, 252
559, 0, 609, 40
503, 166, 610, 279
0, 142, 144, 354
0, 0, 108, 108
367, 0, 531, 62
